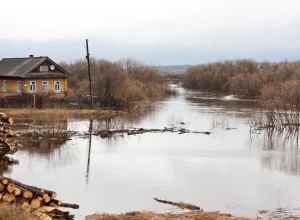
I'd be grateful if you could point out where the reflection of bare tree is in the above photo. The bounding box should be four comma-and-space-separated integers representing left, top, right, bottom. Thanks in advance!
16, 133, 73, 168
0, 155, 19, 175
249, 129, 300, 175
262, 151, 300, 175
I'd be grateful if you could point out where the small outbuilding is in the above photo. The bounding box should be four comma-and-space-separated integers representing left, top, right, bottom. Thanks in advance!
0, 55, 71, 99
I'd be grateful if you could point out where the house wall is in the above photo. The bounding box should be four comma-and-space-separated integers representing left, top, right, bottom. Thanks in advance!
22, 78, 67, 93
0, 78, 67, 98
0, 79, 21, 93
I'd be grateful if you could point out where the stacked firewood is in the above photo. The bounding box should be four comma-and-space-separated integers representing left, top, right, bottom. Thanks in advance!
0, 113, 21, 154
0, 176, 78, 219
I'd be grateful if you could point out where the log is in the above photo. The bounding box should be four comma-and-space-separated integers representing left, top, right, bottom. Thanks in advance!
30, 198, 41, 209
6, 182, 15, 193
1, 177, 8, 185
0, 183, 5, 192
0, 116, 13, 124
14, 187, 21, 196
5, 177, 56, 199
43, 189, 57, 199
42, 193, 51, 203
60, 202, 80, 209
50, 199, 79, 209
154, 198, 202, 211
2, 192, 15, 202
22, 201, 31, 213
22, 189, 33, 199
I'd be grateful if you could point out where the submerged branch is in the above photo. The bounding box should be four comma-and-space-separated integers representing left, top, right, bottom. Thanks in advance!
93, 127, 211, 138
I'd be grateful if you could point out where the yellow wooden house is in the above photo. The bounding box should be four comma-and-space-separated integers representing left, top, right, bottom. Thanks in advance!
0, 55, 71, 99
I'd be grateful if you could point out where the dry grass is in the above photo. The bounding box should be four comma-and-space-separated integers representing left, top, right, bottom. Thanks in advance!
86, 211, 250, 220
1, 108, 124, 119
0, 204, 38, 220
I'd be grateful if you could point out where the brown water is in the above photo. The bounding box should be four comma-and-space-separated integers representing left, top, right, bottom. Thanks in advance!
4, 86, 300, 219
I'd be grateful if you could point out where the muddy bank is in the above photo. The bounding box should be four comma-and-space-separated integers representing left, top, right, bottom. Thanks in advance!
1, 108, 125, 120
86, 211, 250, 220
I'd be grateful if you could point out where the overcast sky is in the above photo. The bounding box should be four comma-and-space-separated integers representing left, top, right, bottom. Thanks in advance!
1, 0, 300, 65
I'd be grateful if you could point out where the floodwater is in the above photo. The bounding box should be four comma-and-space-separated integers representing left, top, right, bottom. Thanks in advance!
4, 85, 300, 219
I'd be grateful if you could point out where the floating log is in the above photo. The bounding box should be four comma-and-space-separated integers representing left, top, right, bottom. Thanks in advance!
154, 198, 202, 211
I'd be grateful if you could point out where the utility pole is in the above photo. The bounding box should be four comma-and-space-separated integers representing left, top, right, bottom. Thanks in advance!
86, 39, 93, 109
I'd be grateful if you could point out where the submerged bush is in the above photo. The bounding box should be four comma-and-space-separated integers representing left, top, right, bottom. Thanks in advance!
183, 60, 300, 99
61, 58, 170, 110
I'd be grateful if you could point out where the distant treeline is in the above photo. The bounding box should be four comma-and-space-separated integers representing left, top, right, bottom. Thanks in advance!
60, 58, 173, 110
182, 59, 300, 99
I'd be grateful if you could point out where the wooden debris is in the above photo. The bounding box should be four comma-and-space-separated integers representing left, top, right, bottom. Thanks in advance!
154, 198, 202, 211
94, 126, 211, 138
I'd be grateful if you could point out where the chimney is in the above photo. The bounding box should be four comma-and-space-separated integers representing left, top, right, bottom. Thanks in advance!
29, 55, 34, 58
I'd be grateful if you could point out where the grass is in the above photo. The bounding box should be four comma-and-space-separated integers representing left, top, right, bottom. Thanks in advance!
86, 211, 250, 220
1, 108, 125, 119
0, 204, 38, 220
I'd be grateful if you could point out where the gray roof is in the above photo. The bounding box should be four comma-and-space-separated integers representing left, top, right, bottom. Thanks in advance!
0, 56, 70, 78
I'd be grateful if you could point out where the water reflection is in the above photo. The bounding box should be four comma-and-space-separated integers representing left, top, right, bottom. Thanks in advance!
249, 129, 300, 176
0, 155, 18, 175
5, 86, 300, 219
15, 132, 74, 169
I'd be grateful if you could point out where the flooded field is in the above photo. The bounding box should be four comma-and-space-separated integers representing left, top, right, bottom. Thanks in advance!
3, 86, 300, 219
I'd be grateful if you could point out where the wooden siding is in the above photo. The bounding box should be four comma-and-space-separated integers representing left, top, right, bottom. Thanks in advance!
22, 78, 67, 93
0, 78, 67, 96
32, 60, 65, 74
0, 79, 21, 93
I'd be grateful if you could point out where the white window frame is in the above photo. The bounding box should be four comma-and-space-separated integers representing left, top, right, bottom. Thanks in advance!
42, 81, 49, 92
3, 80, 7, 92
54, 80, 60, 92
17, 81, 21, 93
30, 81, 36, 92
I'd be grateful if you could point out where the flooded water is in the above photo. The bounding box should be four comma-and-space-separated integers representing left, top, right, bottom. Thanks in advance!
4, 86, 300, 219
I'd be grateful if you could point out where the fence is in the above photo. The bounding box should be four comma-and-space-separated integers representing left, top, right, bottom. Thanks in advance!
0, 95, 65, 108
0, 95, 124, 110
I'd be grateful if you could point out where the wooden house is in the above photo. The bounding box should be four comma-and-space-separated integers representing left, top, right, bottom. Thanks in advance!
0, 55, 71, 99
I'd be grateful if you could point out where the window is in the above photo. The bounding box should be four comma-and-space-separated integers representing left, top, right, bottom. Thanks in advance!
54, 81, 60, 92
30, 81, 36, 92
17, 81, 21, 93
42, 81, 48, 92
3, 80, 7, 92
40, 65, 48, 72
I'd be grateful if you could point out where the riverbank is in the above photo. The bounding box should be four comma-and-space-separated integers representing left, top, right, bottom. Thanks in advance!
86, 210, 250, 220
0, 108, 125, 119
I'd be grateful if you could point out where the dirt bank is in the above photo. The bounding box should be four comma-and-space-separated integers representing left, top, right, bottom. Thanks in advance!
1, 108, 125, 119
85, 211, 250, 220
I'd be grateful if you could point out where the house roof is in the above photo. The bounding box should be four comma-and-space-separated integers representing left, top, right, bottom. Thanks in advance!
0, 56, 71, 79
